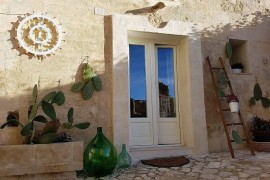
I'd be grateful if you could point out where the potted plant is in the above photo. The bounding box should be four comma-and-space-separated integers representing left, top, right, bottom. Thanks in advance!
231, 63, 244, 74
250, 116, 270, 142
1, 85, 90, 144
0, 111, 22, 145
249, 116, 270, 151
226, 94, 239, 112
0, 85, 90, 178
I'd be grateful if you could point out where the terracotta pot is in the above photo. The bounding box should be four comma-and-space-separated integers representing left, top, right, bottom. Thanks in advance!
229, 101, 239, 113
0, 127, 22, 145
252, 131, 270, 142
251, 141, 270, 152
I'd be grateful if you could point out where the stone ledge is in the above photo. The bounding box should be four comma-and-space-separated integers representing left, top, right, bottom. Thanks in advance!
0, 141, 83, 177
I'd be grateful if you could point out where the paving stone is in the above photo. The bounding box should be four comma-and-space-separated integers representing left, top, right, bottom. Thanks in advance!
208, 161, 221, 168
224, 176, 239, 180
147, 172, 155, 177
200, 173, 222, 180
248, 178, 260, 180
260, 173, 270, 177
238, 172, 249, 178
187, 172, 199, 178
180, 167, 191, 172
219, 171, 233, 177
170, 167, 179, 170
157, 168, 170, 172
202, 168, 219, 174
243, 169, 261, 175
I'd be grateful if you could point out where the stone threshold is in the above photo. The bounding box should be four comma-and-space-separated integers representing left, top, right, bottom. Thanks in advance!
129, 144, 192, 162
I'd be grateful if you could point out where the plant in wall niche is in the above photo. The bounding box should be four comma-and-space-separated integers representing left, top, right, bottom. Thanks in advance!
1, 85, 90, 144
231, 63, 244, 69
226, 40, 244, 74
249, 82, 270, 108
231, 63, 244, 73
71, 63, 102, 100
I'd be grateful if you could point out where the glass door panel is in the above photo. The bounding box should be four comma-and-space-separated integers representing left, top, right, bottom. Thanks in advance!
156, 46, 180, 145
129, 44, 153, 146
129, 45, 147, 118
157, 47, 176, 118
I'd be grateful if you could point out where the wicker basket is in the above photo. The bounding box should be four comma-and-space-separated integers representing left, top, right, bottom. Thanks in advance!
251, 141, 270, 152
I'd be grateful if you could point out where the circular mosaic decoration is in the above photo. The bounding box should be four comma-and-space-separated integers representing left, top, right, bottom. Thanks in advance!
16, 14, 63, 56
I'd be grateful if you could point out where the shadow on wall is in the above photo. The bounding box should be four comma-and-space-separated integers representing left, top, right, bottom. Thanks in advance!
102, 9, 270, 153
8, 13, 41, 59
1, 8, 270, 152
200, 11, 270, 152
0, 66, 112, 146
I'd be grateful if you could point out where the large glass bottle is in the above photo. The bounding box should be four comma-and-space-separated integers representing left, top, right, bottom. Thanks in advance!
117, 144, 132, 169
83, 127, 117, 177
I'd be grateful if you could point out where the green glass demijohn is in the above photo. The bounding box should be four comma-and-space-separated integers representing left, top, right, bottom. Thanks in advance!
117, 144, 132, 169
83, 127, 117, 177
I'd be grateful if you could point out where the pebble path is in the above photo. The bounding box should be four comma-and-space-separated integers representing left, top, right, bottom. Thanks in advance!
107, 150, 270, 180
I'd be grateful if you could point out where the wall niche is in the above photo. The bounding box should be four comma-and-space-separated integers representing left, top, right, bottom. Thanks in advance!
229, 39, 250, 73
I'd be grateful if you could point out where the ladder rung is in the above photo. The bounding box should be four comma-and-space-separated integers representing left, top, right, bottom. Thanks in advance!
222, 108, 231, 111
231, 139, 247, 142
226, 123, 243, 126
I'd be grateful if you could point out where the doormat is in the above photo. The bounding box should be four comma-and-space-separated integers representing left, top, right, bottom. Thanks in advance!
141, 156, 190, 168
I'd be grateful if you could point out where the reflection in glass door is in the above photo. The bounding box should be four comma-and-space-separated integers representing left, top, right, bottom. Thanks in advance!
157, 47, 176, 118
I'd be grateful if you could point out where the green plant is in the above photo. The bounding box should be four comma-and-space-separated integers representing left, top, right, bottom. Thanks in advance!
231, 63, 244, 69
226, 41, 233, 65
250, 116, 270, 131
71, 63, 102, 100
226, 94, 239, 103
217, 71, 228, 97
0, 111, 19, 128
249, 82, 270, 108
1, 85, 90, 144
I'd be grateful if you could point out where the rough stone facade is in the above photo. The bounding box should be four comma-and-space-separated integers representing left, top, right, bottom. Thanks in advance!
1, 0, 270, 153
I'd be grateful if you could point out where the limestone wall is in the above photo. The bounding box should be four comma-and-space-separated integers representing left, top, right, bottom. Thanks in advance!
1, 0, 270, 152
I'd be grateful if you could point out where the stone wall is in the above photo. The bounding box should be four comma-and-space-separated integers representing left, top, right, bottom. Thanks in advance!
1, 0, 270, 153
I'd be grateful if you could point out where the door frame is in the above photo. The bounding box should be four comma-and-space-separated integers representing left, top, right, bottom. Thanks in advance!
110, 14, 209, 156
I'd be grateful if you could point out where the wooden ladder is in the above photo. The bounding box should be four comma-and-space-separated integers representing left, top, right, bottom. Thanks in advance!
206, 56, 255, 158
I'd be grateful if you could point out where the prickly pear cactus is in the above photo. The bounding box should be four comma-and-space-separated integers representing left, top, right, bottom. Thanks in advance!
83, 80, 95, 100
71, 62, 102, 100
83, 64, 94, 81
93, 75, 102, 91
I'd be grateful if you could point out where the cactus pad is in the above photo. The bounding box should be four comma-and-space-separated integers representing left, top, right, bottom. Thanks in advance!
83, 80, 94, 100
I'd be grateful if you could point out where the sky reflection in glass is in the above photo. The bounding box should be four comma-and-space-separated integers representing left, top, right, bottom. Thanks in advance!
129, 45, 147, 100
157, 47, 175, 98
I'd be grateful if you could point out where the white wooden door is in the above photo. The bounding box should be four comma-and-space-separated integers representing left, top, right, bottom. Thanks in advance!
129, 43, 180, 146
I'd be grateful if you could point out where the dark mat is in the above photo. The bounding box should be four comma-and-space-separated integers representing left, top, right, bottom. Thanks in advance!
141, 156, 190, 168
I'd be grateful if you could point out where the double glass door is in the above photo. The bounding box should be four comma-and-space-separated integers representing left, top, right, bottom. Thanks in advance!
129, 43, 180, 146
